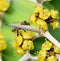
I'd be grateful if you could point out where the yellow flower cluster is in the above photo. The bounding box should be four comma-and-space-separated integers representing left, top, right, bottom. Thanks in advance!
30, 5, 59, 30
0, 0, 10, 11
38, 39, 60, 61
13, 21, 35, 55
0, 32, 7, 51
13, 30, 34, 55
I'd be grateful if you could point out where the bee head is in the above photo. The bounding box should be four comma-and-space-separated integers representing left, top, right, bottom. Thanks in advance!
21, 21, 30, 25
12, 21, 30, 32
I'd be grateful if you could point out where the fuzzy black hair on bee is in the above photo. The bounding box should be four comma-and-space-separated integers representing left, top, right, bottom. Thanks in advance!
12, 21, 30, 32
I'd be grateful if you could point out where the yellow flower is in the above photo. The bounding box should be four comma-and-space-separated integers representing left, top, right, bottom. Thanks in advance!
27, 40, 34, 50
22, 40, 28, 50
13, 35, 23, 49
42, 40, 52, 50
54, 45, 60, 54
16, 47, 25, 55
34, 6, 43, 13
30, 14, 37, 23
22, 40, 34, 51
50, 21, 59, 29
39, 9, 50, 20
50, 9, 59, 19
36, 19, 48, 31
22, 30, 35, 39
39, 10, 44, 19
0, 0, 10, 11
47, 56, 57, 61
43, 9, 50, 20
38, 50, 46, 61
0, 39, 7, 51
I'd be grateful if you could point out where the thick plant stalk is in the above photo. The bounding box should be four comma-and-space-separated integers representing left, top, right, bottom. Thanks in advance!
0, 53, 2, 61
32, 33, 42, 40
9, 24, 40, 33
30, 0, 46, 5
43, 31, 60, 48
18, 51, 38, 61
56, 54, 60, 61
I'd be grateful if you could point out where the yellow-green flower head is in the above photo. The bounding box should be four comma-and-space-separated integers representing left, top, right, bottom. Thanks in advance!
39, 9, 44, 19
50, 21, 59, 29
0, 0, 10, 11
22, 40, 28, 50
16, 47, 25, 55
22, 40, 34, 51
39, 9, 50, 20
30, 14, 37, 23
47, 56, 57, 61
0, 39, 7, 51
27, 40, 34, 50
38, 50, 46, 61
13, 35, 23, 49
34, 5, 43, 13
50, 9, 59, 19
43, 9, 50, 20
36, 19, 48, 31
22, 30, 35, 39
42, 40, 52, 50
54, 45, 60, 54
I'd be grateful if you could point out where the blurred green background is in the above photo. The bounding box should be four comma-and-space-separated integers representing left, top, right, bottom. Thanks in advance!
1, 0, 60, 61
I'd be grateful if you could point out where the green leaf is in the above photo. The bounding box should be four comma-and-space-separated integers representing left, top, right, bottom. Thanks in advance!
30, 37, 45, 56
1, 0, 60, 61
